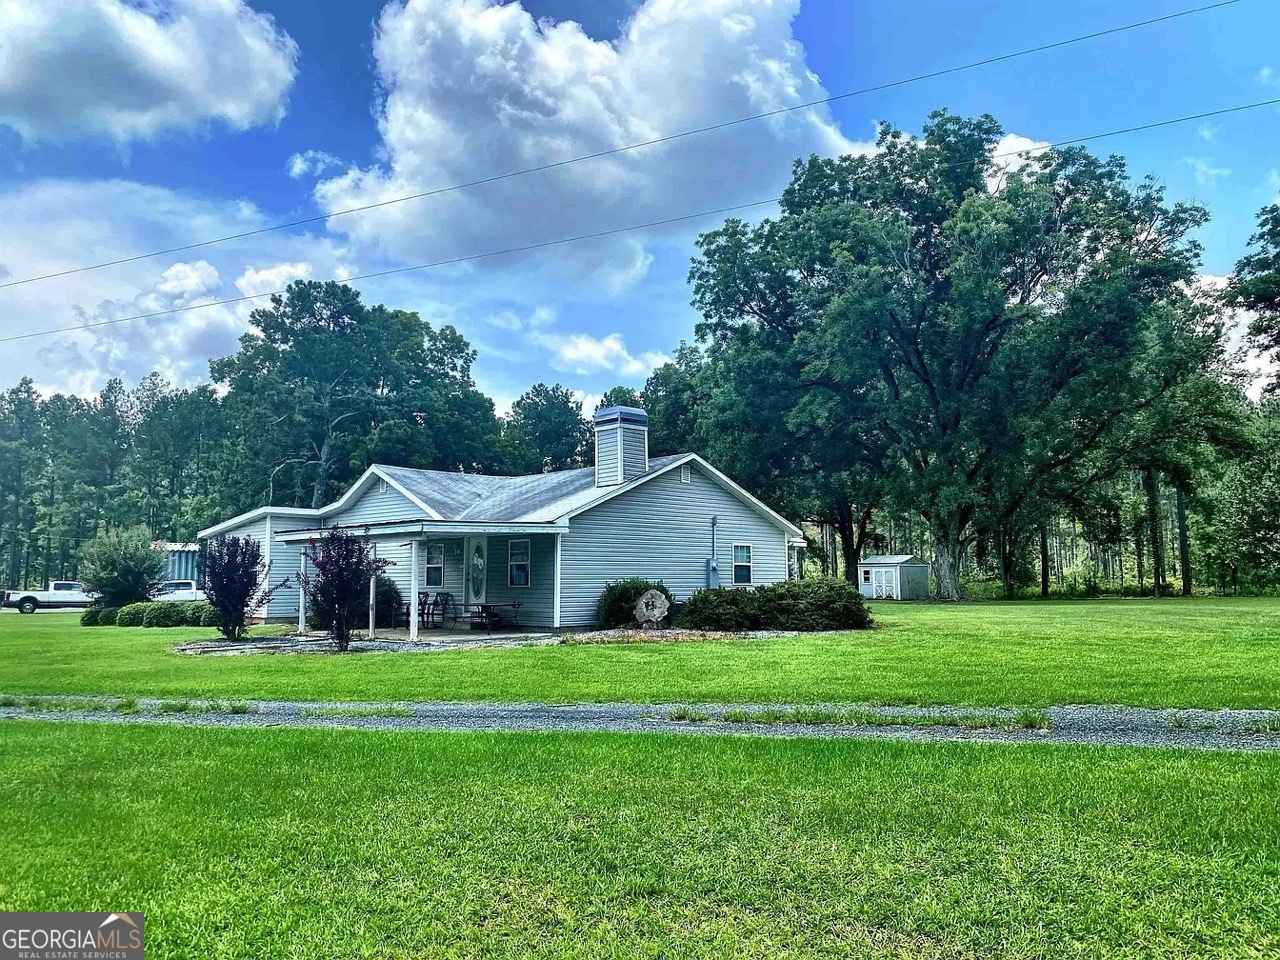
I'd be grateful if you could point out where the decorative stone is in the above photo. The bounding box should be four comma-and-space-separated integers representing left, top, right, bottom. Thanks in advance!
634, 589, 670, 628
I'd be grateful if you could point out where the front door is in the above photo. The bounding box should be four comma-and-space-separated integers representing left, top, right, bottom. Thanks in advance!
465, 537, 488, 606
873, 568, 895, 599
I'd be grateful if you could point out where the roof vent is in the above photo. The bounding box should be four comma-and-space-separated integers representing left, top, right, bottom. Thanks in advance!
593, 406, 648, 487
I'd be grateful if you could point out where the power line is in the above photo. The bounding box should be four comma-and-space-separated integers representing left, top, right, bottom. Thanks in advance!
3, 96, 1277, 348
0, 0, 1242, 292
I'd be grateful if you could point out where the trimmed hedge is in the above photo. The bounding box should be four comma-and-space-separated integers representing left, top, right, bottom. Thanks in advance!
678, 577, 872, 632
198, 603, 220, 628
677, 587, 760, 631
755, 577, 873, 632
97, 606, 120, 626
115, 603, 148, 627
142, 602, 185, 628
174, 600, 213, 627
79, 607, 101, 627
594, 579, 675, 629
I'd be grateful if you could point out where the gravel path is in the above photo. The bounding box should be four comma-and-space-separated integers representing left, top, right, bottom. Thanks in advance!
4, 694, 1280, 751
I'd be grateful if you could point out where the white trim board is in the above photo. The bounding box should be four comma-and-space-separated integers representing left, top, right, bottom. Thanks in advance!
319, 465, 444, 521
197, 506, 318, 540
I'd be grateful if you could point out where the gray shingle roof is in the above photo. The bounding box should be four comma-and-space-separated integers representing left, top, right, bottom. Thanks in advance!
860, 554, 929, 566
375, 455, 687, 524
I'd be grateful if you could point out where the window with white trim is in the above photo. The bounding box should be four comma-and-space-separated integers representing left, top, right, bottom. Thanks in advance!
424, 542, 445, 588
680, 464, 691, 483
378, 478, 388, 494
509, 539, 531, 587
862, 568, 871, 584
732, 544, 753, 585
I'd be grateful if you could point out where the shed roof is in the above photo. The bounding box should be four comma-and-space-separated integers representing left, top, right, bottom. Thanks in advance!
860, 554, 930, 566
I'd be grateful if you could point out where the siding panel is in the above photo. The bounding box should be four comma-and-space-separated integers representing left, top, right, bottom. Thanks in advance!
484, 534, 556, 627
329, 483, 427, 527
559, 464, 789, 626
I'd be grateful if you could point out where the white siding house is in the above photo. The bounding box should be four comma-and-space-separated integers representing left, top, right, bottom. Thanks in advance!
198, 407, 804, 629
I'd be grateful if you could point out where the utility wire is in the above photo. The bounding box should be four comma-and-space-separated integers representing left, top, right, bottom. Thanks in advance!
3, 95, 1277, 348
0, 0, 1242, 291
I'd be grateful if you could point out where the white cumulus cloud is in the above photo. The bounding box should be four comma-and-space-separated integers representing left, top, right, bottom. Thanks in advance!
306, 0, 865, 290
0, 179, 353, 395
1183, 157, 1231, 187
531, 330, 669, 377
0, 0, 298, 143
287, 150, 343, 179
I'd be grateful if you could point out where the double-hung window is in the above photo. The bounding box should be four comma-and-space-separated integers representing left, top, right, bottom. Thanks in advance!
509, 539, 531, 587
732, 544, 753, 585
424, 542, 445, 588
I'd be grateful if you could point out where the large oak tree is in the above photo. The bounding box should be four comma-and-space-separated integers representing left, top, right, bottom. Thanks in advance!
691, 112, 1222, 598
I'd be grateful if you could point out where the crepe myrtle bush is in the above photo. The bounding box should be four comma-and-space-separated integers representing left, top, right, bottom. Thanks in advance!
300, 529, 389, 652
200, 535, 287, 642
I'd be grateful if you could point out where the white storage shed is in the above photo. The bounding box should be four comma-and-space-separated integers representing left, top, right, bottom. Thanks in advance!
857, 555, 931, 600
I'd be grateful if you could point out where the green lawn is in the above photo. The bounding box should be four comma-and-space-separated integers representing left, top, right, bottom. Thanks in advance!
1, 722, 1276, 959
2, 599, 1278, 708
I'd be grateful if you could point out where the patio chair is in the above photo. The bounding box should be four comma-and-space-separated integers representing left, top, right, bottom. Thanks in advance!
432, 592, 460, 632
417, 591, 433, 628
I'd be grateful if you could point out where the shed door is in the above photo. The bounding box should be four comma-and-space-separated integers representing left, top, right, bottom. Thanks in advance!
873, 568, 896, 599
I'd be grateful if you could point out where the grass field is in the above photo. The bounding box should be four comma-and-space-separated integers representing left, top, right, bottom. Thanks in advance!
0, 722, 1276, 959
2, 598, 1278, 708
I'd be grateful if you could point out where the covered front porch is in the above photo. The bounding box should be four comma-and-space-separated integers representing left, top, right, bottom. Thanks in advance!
275, 522, 563, 637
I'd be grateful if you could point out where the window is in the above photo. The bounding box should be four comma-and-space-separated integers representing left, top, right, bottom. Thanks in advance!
509, 539, 531, 587
732, 544, 752, 585
377, 479, 388, 494
53, 582, 78, 592
424, 542, 445, 588
680, 464, 691, 483
862, 568, 871, 584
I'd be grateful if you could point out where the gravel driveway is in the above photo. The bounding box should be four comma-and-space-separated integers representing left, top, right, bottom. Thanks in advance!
4, 695, 1280, 751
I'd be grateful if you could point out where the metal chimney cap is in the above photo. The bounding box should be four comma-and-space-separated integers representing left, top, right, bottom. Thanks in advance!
593, 405, 648, 427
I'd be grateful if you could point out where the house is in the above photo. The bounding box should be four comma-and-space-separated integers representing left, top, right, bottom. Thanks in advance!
196, 407, 805, 631
856, 555, 931, 601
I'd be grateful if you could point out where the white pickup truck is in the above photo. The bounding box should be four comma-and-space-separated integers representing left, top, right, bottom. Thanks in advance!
3, 581, 94, 614
152, 580, 206, 602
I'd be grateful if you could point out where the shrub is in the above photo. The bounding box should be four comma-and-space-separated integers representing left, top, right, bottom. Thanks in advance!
198, 603, 220, 628
678, 577, 871, 632
79, 607, 101, 627
96, 606, 120, 626
301, 529, 389, 651
374, 575, 404, 629
754, 577, 872, 631
142, 602, 184, 628
79, 526, 165, 608
594, 579, 675, 629
115, 603, 149, 627
172, 601, 210, 626
201, 536, 286, 641
678, 587, 761, 631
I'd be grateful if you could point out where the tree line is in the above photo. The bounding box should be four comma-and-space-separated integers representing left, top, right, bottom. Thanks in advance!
3, 111, 1277, 596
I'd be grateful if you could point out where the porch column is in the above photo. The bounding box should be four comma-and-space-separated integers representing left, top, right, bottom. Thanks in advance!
552, 533, 562, 628
368, 543, 377, 639
297, 553, 307, 635
408, 539, 419, 642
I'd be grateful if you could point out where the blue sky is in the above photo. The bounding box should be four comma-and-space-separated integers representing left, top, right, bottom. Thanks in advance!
2, 0, 1277, 408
